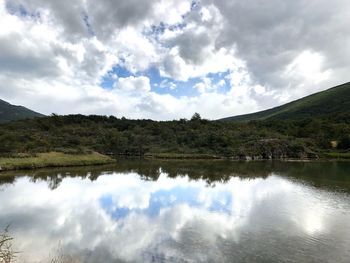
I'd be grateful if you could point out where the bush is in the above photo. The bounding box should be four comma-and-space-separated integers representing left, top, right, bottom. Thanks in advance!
337, 135, 350, 150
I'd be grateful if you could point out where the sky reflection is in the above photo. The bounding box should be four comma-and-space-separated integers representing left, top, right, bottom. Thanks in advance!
0, 168, 350, 263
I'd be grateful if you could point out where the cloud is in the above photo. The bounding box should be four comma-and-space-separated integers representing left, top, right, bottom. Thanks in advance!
0, 0, 350, 119
113, 27, 162, 73
0, 171, 349, 262
0, 33, 61, 77
202, 0, 350, 89
115, 76, 151, 93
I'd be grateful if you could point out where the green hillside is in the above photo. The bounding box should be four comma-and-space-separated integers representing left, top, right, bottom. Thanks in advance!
0, 99, 44, 123
0, 83, 349, 161
221, 82, 350, 122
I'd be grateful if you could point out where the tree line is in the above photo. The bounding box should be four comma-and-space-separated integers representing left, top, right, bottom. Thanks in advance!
0, 113, 349, 158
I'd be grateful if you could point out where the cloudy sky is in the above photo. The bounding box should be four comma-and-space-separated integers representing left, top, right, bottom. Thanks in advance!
0, 0, 349, 120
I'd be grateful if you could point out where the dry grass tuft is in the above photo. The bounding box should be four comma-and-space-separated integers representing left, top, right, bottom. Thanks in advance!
0, 227, 17, 263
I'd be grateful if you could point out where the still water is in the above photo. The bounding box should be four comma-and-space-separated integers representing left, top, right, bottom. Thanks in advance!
0, 160, 350, 262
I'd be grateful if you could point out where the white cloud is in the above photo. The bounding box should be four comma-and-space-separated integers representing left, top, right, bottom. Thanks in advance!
150, 0, 192, 25
0, 0, 350, 119
0, 171, 348, 262
115, 76, 151, 93
194, 77, 223, 94
113, 27, 162, 73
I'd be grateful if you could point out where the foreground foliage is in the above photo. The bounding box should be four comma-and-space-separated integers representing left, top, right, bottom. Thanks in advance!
0, 227, 16, 263
0, 228, 78, 263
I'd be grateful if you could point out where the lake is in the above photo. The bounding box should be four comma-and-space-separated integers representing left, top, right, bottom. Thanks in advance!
0, 160, 350, 262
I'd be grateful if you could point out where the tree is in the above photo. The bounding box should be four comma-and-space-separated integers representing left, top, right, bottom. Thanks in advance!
337, 135, 350, 150
191, 112, 201, 121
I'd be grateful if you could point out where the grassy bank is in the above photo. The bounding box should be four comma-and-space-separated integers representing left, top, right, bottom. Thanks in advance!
144, 153, 223, 159
323, 152, 350, 159
0, 152, 115, 171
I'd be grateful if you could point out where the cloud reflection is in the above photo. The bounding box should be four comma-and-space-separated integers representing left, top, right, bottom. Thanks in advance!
0, 171, 349, 262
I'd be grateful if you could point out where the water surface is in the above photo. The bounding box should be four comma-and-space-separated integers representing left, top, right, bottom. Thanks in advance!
0, 160, 350, 262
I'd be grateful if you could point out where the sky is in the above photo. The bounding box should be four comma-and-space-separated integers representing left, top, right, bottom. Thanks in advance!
0, 0, 349, 120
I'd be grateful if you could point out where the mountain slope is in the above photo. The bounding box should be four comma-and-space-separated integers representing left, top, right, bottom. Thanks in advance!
0, 99, 44, 123
221, 82, 350, 122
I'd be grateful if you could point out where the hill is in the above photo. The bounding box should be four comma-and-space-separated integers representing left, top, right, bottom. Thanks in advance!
0, 99, 44, 123
0, 83, 349, 161
221, 82, 350, 122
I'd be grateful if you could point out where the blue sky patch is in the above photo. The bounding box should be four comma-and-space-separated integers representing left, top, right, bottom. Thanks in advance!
99, 185, 233, 221
100, 64, 231, 98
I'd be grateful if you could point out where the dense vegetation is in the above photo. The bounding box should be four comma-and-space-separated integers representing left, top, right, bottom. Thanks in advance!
0, 112, 349, 160
0, 99, 44, 123
0, 82, 349, 160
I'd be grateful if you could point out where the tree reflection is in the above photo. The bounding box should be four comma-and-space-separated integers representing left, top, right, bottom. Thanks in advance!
0, 160, 350, 192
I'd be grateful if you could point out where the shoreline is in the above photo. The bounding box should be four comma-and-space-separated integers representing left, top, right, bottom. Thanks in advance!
144, 152, 350, 161
1, 151, 349, 172
0, 152, 115, 172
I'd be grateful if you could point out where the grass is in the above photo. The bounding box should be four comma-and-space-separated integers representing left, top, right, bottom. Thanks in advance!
0, 227, 17, 263
0, 152, 115, 171
145, 152, 223, 159
1, 227, 77, 263
323, 152, 350, 159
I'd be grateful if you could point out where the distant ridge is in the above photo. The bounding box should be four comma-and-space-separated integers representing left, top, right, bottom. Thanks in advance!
0, 99, 44, 123
220, 82, 350, 122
